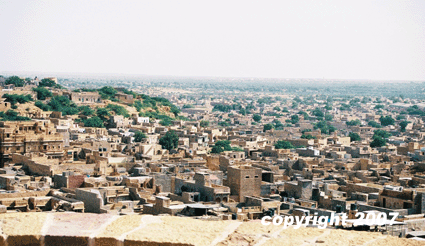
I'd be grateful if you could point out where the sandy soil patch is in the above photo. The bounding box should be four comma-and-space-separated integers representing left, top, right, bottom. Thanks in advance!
96, 214, 143, 238
368, 236, 425, 246
267, 226, 326, 246
0, 212, 47, 235
126, 216, 232, 246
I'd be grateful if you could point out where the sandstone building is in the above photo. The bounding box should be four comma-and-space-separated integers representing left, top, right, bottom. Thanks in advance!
0, 121, 64, 166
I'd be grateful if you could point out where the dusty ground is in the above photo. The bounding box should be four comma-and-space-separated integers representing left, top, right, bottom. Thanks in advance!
0, 212, 47, 235
126, 216, 233, 246
96, 214, 144, 238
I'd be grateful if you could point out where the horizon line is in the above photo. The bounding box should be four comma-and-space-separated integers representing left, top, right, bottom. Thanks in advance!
1, 70, 424, 83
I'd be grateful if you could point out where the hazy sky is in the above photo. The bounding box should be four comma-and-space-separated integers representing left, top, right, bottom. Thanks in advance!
1, 0, 424, 80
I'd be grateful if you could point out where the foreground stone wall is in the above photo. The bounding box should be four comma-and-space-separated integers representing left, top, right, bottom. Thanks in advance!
0, 212, 422, 246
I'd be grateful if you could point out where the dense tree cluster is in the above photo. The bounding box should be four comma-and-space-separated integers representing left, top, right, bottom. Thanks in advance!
274, 140, 294, 149
370, 129, 391, 148
346, 119, 361, 126
39, 78, 62, 88
252, 114, 262, 122
134, 131, 147, 142
314, 121, 336, 134
301, 134, 316, 139
368, 120, 382, 128
210, 140, 243, 153
2, 94, 33, 105
33, 87, 52, 100
200, 120, 209, 128
0, 110, 31, 121
379, 115, 395, 126
35, 96, 79, 115
349, 132, 361, 142
5, 76, 25, 87
159, 131, 179, 151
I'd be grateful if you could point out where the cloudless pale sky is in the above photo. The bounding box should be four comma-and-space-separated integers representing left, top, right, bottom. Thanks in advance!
1, 0, 424, 80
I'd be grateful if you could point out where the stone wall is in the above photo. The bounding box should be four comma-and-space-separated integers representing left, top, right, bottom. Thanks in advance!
75, 189, 103, 213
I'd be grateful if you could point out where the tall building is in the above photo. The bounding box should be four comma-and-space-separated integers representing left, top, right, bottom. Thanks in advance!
0, 120, 64, 167
226, 165, 262, 202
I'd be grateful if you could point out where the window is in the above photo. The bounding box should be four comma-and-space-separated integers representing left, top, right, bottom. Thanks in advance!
254, 175, 259, 178
245, 176, 250, 179
43, 146, 47, 150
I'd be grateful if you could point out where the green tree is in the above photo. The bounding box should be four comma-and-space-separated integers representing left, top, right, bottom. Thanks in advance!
96, 107, 111, 121
82, 116, 105, 128
78, 106, 95, 116
213, 104, 232, 112
346, 119, 361, 126
399, 121, 409, 132
253, 114, 262, 122
312, 108, 324, 117
34, 101, 50, 111
99, 86, 117, 99
2, 94, 33, 105
301, 134, 316, 139
134, 131, 147, 142
373, 129, 391, 139
274, 140, 294, 149
291, 114, 299, 124
33, 87, 52, 100
159, 118, 172, 126
211, 140, 232, 153
370, 136, 386, 148
105, 104, 130, 117
5, 76, 25, 87
315, 120, 337, 134
379, 115, 395, 126
263, 123, 274, 132
0, 110, 31, 121
273, 120, 284, 130
159, 131, 179, 151
298, 111, 309, 120
325, 114, 333, 121
349, 132, 361, 142
48, 96, 79, 115
183, 104, 194, 108
200, 120, 209, 128
39, 78, 57, 87
368, 121, 382, 128
396, 115, 406, 120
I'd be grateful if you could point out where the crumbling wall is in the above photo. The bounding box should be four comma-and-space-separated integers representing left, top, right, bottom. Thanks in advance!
25, 162, 52, 176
